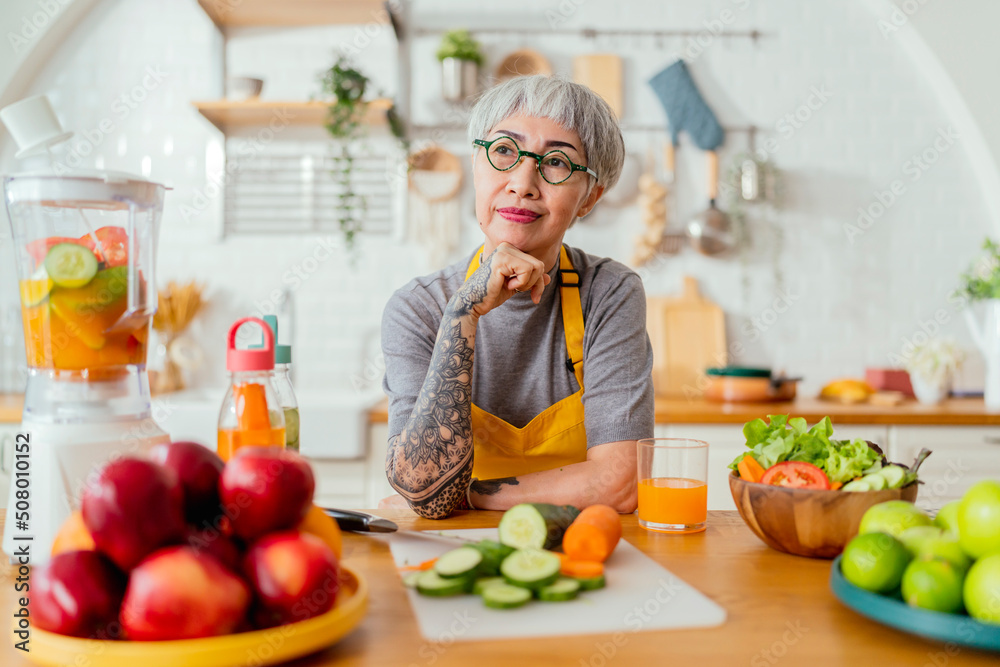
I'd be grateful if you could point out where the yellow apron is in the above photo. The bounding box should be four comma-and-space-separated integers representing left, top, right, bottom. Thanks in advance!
465, 245, 588, 480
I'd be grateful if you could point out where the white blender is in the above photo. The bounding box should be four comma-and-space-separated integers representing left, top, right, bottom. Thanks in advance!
2, 95, 170, 564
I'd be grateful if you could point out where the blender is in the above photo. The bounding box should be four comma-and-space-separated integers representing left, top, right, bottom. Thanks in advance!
1, 95, 170, 564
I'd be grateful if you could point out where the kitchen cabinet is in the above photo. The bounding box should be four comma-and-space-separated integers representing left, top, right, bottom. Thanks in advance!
197, 0, 389, 28
891, 426, 1000, 510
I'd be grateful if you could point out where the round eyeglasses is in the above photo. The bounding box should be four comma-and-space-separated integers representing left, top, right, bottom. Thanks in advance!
473, 136, 598, 185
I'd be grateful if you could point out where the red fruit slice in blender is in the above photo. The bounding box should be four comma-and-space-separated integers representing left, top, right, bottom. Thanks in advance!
83, 226, 129, 267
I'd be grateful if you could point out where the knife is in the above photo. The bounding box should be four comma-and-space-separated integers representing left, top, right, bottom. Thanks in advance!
322, 507, 398, 533
321, 507, 478, 545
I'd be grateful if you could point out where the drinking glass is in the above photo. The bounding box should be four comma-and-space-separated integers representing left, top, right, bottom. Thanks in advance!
637, 438, 709, 533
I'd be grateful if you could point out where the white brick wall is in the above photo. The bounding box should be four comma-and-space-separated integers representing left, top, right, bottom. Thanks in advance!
0, 0, 992, 396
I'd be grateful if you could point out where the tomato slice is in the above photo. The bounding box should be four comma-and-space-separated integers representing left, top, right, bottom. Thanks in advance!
760, 461, 831, 490
82, 226, 129, 268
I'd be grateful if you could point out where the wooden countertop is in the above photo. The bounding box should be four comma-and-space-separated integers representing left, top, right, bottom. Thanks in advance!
4, 511, 995, 666
368, 396, 1000, 426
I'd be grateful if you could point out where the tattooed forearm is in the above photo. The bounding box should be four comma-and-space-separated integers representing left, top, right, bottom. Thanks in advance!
385, 315, 477, 519
471, 477, 520, 496
452, 250, 493, 316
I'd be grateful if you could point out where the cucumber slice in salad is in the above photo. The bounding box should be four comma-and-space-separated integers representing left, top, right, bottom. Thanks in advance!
879, 464, 907, 488
44, 243, 99, 289
473, 576, 506, 596
434, 547, 483, 579
500, 548, 561, 589
574, 574, 606, 591
862, 473, 887, 490
537, 577, 581, 602
482, 583, 532, 609
842, 479, 871, 492
415, 570, 474, 597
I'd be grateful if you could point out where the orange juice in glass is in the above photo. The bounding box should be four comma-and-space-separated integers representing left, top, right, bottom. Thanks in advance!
637, 438, 708, 533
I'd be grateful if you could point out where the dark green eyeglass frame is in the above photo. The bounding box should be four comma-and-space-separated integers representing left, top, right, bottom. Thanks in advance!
473, 136, 598, 184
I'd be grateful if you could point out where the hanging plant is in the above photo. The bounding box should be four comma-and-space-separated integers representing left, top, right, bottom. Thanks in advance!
319, 57, 407, 254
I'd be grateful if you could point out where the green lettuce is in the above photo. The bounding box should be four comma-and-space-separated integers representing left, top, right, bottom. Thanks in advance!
729, 415, 882, 483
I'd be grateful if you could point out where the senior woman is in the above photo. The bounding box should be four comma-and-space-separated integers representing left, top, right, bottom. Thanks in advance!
381, 75, 654, 519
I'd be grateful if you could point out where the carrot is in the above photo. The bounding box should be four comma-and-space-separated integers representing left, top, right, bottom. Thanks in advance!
560, 559, 604, 579
737, 456, 766, 483
830, 481, 843, 491
562, 504, 622, 563
399, 557, 438, 572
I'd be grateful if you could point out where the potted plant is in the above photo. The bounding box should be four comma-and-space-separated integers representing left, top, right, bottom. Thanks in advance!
436, 29, 483, 103
959, 238, 1000, 410
903, 338, 965, 405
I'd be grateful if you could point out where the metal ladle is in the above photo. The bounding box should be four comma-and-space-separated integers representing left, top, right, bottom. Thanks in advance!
687, 151, 733, 256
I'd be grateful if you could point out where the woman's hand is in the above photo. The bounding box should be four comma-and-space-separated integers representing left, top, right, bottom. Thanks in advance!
452, 243, 552, 321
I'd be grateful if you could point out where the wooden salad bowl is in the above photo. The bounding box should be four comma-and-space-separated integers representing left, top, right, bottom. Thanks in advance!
729, 472, 919, 559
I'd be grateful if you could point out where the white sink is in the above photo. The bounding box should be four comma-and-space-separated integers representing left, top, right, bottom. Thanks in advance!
151, 388, 382, 460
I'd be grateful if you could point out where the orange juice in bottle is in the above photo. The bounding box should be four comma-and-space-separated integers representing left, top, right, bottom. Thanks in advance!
217, 317, 285, 462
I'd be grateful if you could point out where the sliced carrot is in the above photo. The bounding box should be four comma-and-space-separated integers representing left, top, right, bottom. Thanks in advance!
830, 481, 843, 491
560, 559, 604, 579
399, 557, 438, 572
737, 456, 766, 483
562, 504, 622, 563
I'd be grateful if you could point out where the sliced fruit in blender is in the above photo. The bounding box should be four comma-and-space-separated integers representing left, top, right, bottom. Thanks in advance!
44, 243, 99, 288
49, 266, 129, 349
85, 226, 129, 268
26, 236, 94, 263
19, 277, 54, 306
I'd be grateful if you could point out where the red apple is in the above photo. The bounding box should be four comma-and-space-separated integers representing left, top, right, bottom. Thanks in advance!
219, 447, 315, 540
31, 551, 126, 638
150, 441, 225, 525
244, 531, 339, 627
81, 457, 186, 570
184, 526, 243, 572
120, 546, 250, 640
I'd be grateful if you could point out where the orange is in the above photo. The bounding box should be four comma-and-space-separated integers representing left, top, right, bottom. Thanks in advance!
51, 510, 96, 556
297, 504, 342, 559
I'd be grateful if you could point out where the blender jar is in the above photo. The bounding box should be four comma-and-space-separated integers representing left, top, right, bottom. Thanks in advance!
5, 172, 165, 422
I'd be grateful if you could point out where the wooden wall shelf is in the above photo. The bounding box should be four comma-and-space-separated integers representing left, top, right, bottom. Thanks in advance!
197, 0, 389, 28
192, 99, 393, 133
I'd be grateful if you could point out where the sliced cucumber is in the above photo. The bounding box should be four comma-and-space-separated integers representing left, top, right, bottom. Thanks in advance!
473, 576, 506, 596
415, 570, 473, 597
498, 503, 581, 550
44, 243, 99, 289
862, 473, 887, 490
842, 479, 871, 492
482, 583, 532, 609
879, 464, 907, 489
537, 577, 580, 602
472, 539, 515, 576
500, 548, 561, 589
402, 571, 423, 588
434, 546, 483, 579
574, 574, 606, 591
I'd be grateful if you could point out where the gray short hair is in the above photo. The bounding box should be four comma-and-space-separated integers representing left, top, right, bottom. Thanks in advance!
467, 75, 625, 192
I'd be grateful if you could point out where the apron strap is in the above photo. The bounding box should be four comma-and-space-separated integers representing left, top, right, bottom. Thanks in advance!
465, 245, 585, 389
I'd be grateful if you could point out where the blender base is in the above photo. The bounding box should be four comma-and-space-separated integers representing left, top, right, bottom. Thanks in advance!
2, 417, 169, 567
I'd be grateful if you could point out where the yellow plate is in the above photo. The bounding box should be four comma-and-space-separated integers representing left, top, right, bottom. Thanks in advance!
24, 564, 368, 667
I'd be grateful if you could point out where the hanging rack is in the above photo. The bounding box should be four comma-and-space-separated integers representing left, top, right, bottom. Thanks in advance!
412, 27, 762, 43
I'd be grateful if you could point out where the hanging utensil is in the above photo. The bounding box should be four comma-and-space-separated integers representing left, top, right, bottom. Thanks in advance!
659, 139, 685, 255
687, 151, 733, 256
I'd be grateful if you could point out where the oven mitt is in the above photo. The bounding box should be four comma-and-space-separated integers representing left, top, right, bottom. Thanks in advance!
648, 59, 724, 151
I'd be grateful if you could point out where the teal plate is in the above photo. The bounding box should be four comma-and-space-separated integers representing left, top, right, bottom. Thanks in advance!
830, 556, 1000, 652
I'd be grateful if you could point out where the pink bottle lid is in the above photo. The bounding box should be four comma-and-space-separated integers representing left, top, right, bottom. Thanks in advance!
226, 317, 275, 372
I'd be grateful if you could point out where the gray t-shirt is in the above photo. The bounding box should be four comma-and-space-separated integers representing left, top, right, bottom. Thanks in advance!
381, 245, 655, 449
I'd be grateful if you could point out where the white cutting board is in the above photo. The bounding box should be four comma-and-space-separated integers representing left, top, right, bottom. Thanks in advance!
388, 528, 726, 641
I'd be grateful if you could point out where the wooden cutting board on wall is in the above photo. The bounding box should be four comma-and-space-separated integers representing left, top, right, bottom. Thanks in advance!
647, 276, 727, 398
572, 54, 623, 118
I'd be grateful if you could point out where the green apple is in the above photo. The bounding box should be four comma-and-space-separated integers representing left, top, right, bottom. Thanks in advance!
934, 500, 961, 535
898, 526, 943, 554
859, 501, 932, 539
957, 481, 1000, 560
964, 554, 1000, 624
